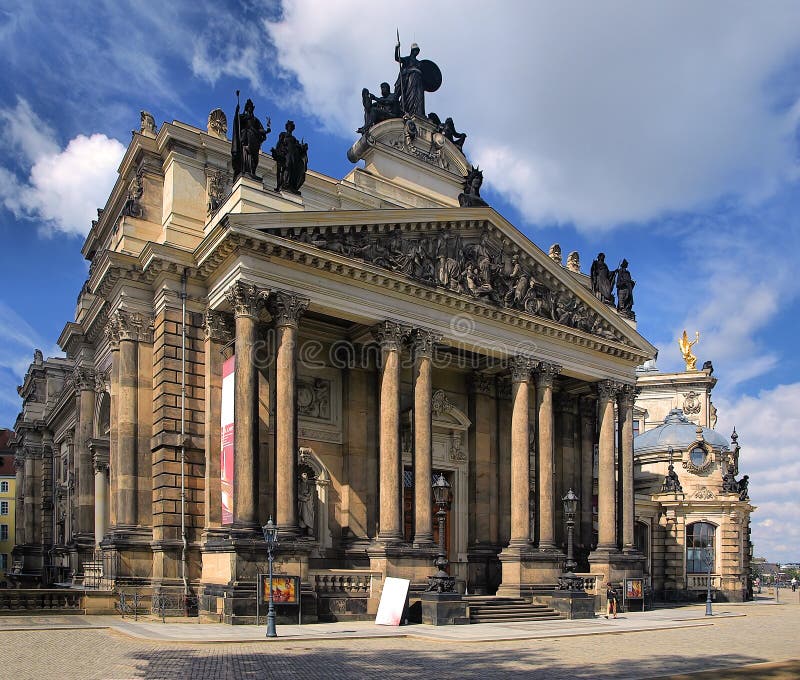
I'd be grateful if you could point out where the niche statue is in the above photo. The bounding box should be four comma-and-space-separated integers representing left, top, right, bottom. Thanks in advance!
231, 92, 270, 181
271, 120, 308, 194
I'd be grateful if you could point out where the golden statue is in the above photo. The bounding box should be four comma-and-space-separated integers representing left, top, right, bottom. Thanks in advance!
679, 330, 700, 371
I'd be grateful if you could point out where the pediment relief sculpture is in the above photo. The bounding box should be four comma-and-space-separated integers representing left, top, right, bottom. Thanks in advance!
280, 224, 625, 343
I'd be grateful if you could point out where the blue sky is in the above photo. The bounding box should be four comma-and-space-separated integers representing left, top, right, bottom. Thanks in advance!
1, 1, 799, 561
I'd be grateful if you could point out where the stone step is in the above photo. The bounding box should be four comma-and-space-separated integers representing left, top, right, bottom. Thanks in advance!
471, 613, 563, 623
469, 604, 552, 613
466, 595, 563, 624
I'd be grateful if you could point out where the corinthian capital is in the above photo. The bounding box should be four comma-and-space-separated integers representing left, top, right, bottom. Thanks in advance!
597, 379, 621, 401
509, 355, 536, 383
410, 328, 441, 358
72, 366, 95, 392
106, 309, 154, 343
534, 361, 562, 389
268, 290, 309, 328
617, 382, 638, 408
371, 320, 409, 350
225, 281, 268, 318
204, 308, 235, 344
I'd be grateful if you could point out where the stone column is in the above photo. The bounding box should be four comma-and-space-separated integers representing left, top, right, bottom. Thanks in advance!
14, 455, 24, 546
596, 380, 619, 551
619, 384, 637, 553
92, 447, 109, 548
268, 291, 309, 534
579, 397, 596, 550
106, 332, 119, 529
509, 356, 535, 548
23, 450, 35, 544
373, 321, 408, 543
535, 361, 561, 550
226, 282, 267, 529
106, 310, 148, 529
203, 309, 234, 530
411, 329, 438, 547
74, 367, 96, 537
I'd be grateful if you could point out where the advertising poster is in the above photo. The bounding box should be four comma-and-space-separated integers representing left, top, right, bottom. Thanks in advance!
259, 574, 300, 605
375, 577, 410, 626
221, 355, 235, 525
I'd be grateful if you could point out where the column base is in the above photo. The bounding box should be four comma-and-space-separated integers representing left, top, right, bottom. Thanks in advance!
550, 589, 595, 619
412, 533, 434, 548
466, 544, 502, 595
497, 545, 565, 597
421, 591, 469, 625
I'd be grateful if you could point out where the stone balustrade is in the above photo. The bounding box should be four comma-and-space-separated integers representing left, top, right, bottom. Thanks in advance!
687, 574, 721, 590
0, 589, 83, 612
310, 569, 377, 595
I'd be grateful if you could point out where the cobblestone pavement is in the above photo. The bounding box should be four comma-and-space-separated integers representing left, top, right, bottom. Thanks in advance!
2, 601, 799, 680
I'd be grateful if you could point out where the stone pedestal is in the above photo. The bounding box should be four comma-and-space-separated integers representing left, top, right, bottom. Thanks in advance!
421, 592, 469, 626
550, 589, 595, 619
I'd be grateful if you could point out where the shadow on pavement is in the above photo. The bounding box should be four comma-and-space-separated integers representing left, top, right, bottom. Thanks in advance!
126, 647, 780, 679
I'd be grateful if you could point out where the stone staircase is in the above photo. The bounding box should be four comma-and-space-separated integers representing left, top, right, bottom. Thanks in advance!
465, 596, 563, 624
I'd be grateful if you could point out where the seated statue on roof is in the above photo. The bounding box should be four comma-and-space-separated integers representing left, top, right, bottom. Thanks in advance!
358, 82, 401, 134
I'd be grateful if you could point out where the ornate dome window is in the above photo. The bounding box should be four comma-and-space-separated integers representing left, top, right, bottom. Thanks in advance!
690, 446, 706, 468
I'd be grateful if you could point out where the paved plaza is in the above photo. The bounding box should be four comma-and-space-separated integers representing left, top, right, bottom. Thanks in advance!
1, 596, 798, 679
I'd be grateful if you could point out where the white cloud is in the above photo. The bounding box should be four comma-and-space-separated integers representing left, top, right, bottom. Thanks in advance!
715, 383, 800, 563
264, 1, 800, 229
0, 98, 125, 237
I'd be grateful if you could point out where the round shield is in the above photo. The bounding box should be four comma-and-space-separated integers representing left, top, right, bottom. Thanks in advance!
420, 59, 442, 93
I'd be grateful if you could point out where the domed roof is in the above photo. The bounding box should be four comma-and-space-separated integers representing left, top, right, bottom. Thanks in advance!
634, 408, 729, 455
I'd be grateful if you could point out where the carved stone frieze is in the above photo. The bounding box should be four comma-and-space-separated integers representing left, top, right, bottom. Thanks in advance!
226, 281, 268, 318
204, 309, 235, 344
206, 166, 232, 215
282, 225, 624, 343
534, 361, 562, 389
683, 390, 701, 415
297, 377, 330, 420
694, 487, 715, 500
469, 372, 494, 396
448, 431, 466, 462
431, 389, 456, 417
268, 290, 309, 327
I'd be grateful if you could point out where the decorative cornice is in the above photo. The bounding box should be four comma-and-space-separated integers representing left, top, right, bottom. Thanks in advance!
225, 281, 268, 318
509, 355, 536, 383
597, 379, 621, 401
534, 361, 562, 389
268, 290, 309, 328
371, 320, 410, 350
410, 328, 441, 358
204, 308, 235, 344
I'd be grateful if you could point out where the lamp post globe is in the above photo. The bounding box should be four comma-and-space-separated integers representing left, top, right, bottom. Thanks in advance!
558, 489, 583, 591
427, 473, 455, 593
261, 517, 279, 637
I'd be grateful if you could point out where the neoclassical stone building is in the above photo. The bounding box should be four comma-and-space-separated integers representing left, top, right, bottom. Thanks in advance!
11, 102, 657, 621
633, 357, 755, 602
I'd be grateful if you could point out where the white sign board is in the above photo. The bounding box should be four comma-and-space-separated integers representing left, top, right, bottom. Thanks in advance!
375, 577, 410, 626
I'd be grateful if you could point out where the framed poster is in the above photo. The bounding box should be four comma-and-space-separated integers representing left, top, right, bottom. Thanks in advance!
259, 573, 300, 606
375, 576, 410, 626
625, 578, 644, 600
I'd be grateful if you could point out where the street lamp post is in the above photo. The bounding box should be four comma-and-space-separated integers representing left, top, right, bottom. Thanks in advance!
558, 489, 584, 591
262, 517, 279, 638
703, 545, 713, 616
774, 571, 780, 603
426, 473, 455, 593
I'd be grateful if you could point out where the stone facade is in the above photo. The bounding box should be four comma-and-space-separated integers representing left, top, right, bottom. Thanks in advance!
10, 109, 657, 621
633, 361, 755, 602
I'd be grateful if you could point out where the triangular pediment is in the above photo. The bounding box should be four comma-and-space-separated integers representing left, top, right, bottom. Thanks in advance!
218, 207, 653, 354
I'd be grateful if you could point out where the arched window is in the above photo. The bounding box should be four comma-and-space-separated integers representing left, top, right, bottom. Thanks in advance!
635, 521, 649, 557
686, 522, 716, 573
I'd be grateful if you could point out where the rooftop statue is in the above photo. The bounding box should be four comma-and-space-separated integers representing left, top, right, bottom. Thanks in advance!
615, 259, 635, 319
272, 120, 308, 194
394, 34, 441, 118
458, 167, 488, 208
590, 253, 615, 305
679, 330, 700, 371
231, 91, 270, 181
358, 82, 401, 134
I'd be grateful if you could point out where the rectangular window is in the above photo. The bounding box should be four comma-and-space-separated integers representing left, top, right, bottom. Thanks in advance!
0, 481, 7, 492
0, 501, 8, 515
0, 525, 7, 541
632, 420, 640, 437
0, 553, 7, 570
